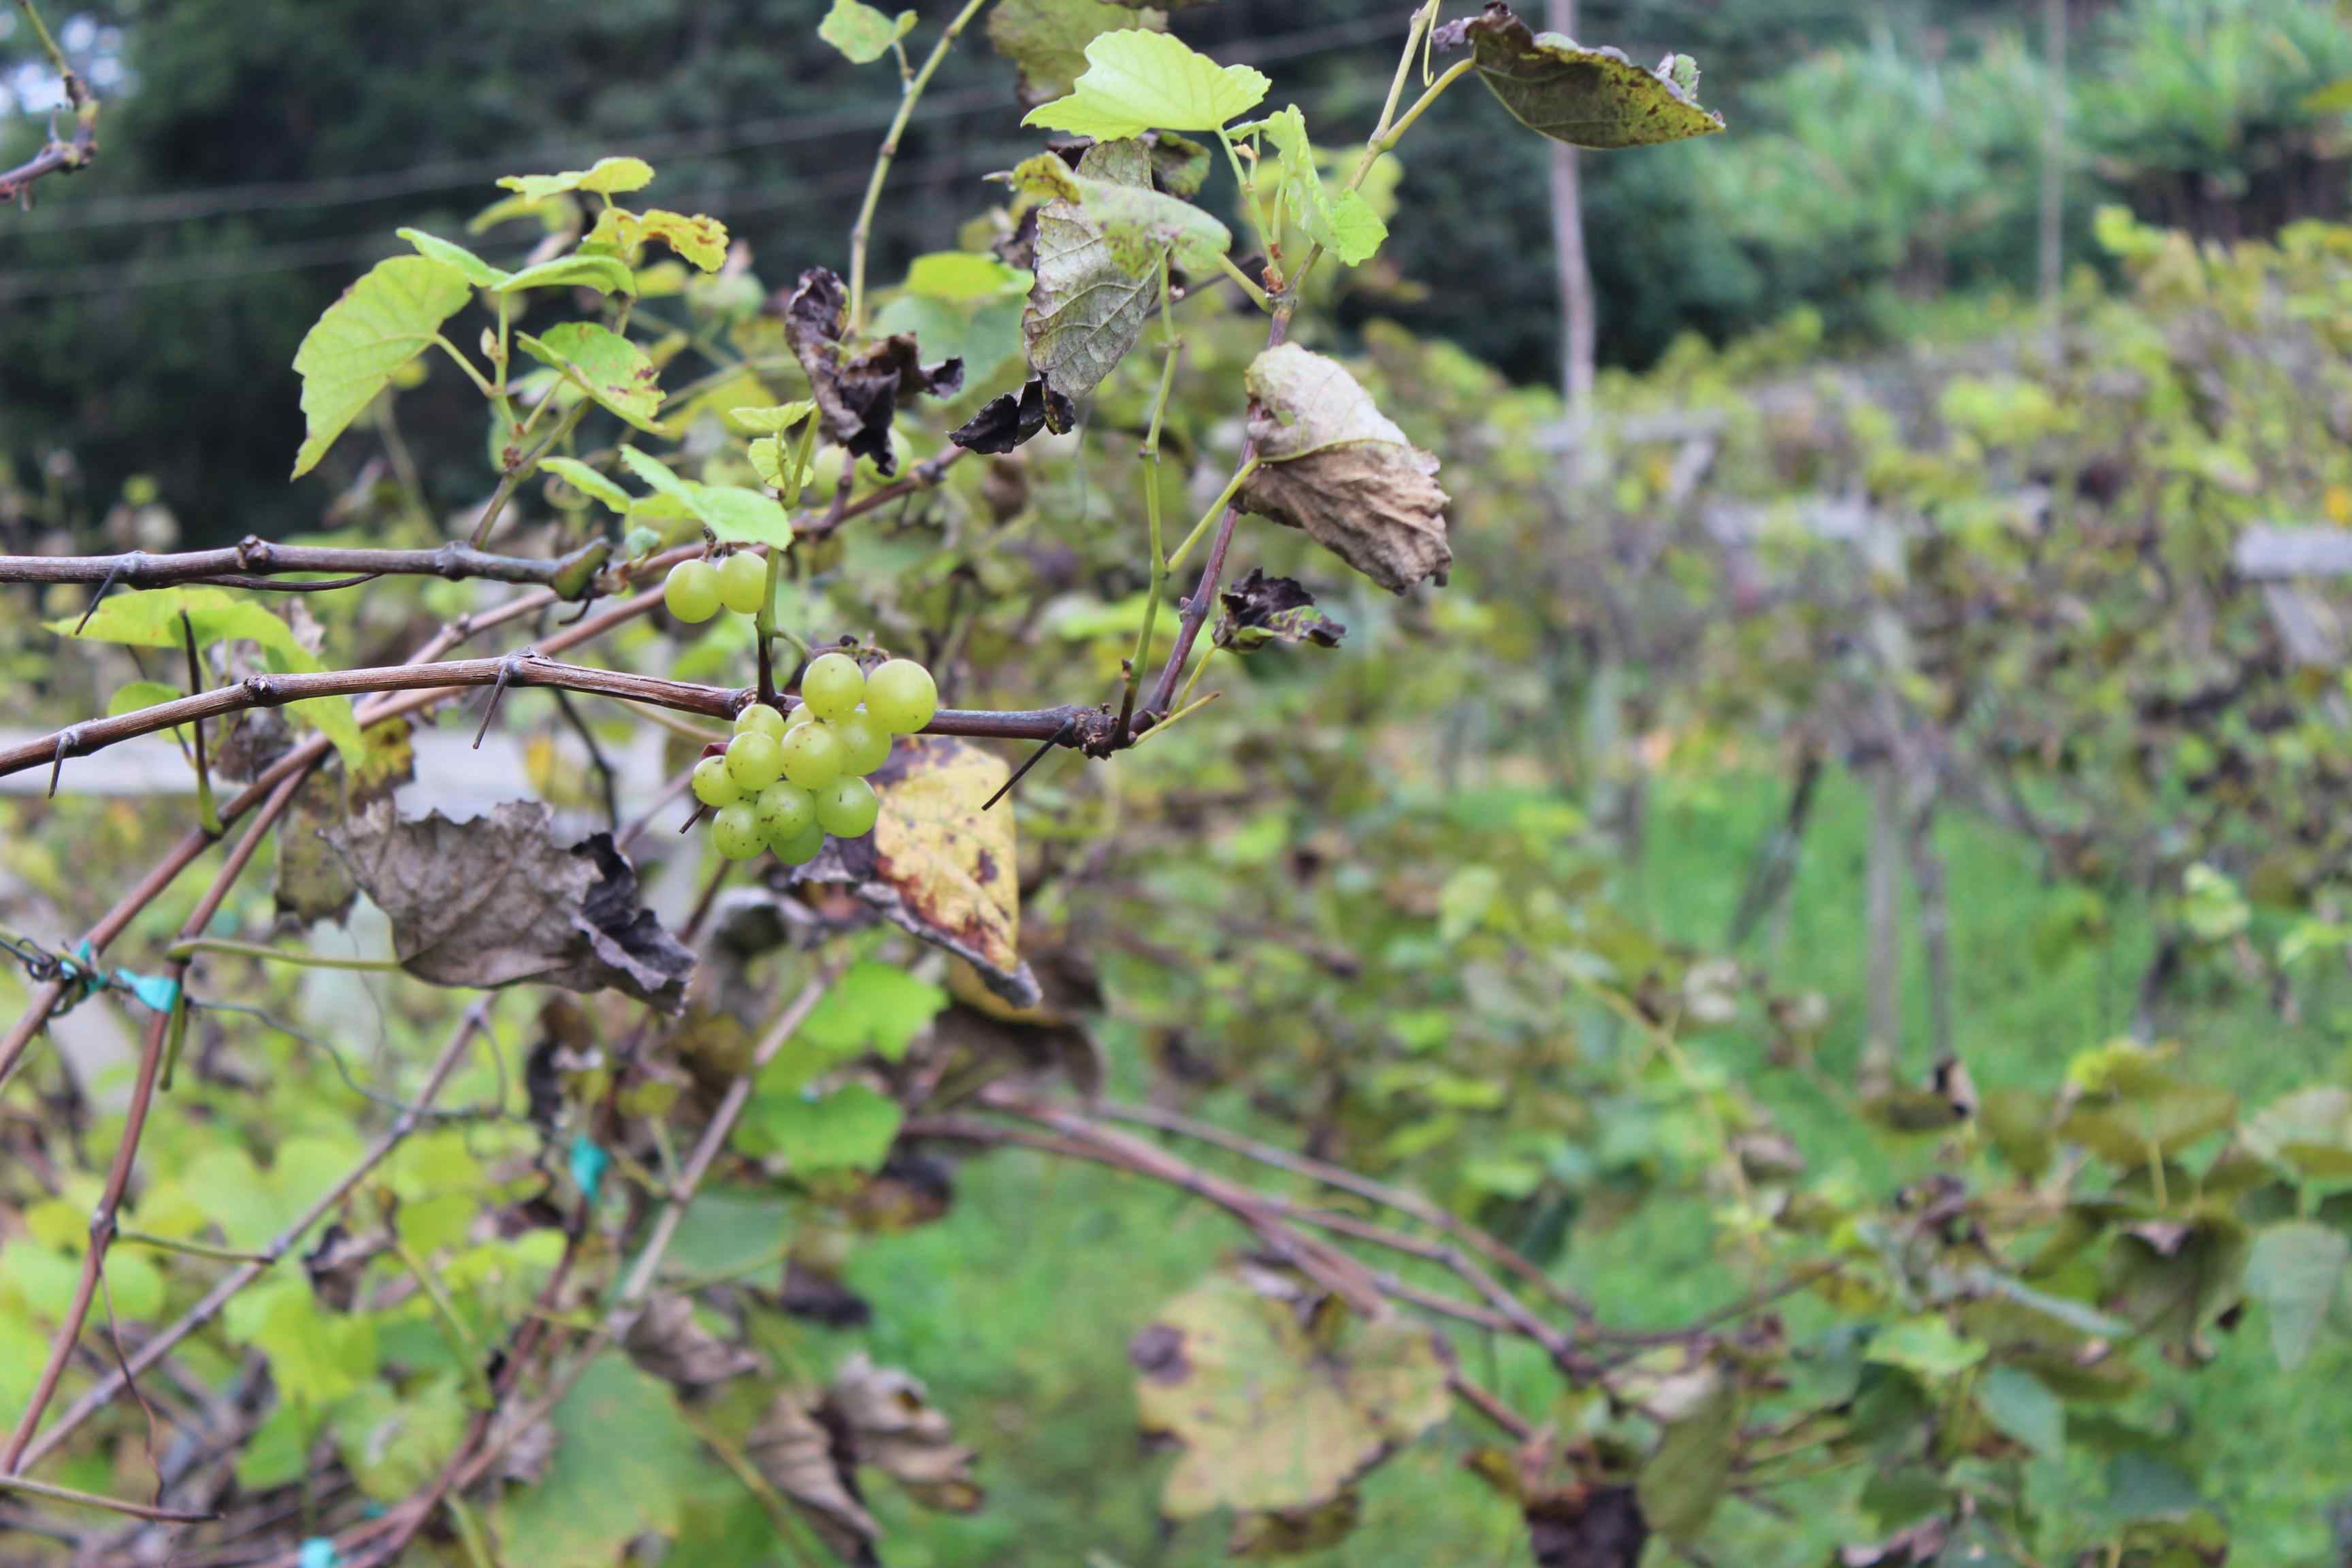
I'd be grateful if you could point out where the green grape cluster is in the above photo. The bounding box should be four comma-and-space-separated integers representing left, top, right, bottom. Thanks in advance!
690, 653, 939, 865
663, 551, 768, 621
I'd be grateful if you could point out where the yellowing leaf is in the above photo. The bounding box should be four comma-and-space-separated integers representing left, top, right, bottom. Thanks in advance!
819, 0, 917, 63
585, 206, 731, 272
291, 255, 472, 478
517, 321, 666, 431
1132, 1276, 1450, 1518
496, 156, 656, 201
1024, 30, 1269, 139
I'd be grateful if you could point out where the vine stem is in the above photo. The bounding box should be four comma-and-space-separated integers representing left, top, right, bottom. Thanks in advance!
0, 1471, 212, 1524
14, 1006, 489, 1473
469, 399, 589, 548
2, 765, 304, 1474
0, 0, 99, 203
845, 0, 992, 334
0, 538, 612, 595
1117, 253, 1181, 742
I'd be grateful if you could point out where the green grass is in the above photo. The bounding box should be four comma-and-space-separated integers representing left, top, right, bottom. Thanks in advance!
836, 766, 2352, 1565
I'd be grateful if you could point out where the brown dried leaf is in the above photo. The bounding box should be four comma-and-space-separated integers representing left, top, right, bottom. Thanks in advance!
622, 1292, 764, 1390
747, 1392, 881, 1567
325, 800, 695, 1011
785, 267, 963, 476
1238, 344, 1452, 593
828, 1352, 983, 1514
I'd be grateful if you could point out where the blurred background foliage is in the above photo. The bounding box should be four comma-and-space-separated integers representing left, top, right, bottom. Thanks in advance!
6, 0, 2352, 536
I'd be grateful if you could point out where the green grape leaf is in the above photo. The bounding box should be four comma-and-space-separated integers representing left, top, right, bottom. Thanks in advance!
1867, 1314, 1988, 1380
986, 0, 1165, 106
1976, 1365, 2065, 1458
1149, 129, 1211, 197
1238, 344, 1452, 593
222, 1275, 378, 1409
738, 1080, 904, 1172
1434, 3, 1725, 149
1023, 29, 1269, 138
495, 1354, 704, 1568
728, 399, 819, 434
108, 679, 187, 717
54, 587, 365, 766
2242, 1085, 2352, 1177
1635, 1362, 1739, 1541
331, 1376, 469, 1500
798, 960, 947, 1062
1131, 1275, 1449, 1518
2244, 1220, 2349, 1372
901, 251, 1032, 302
496, 156, 656, 201
397, 228, 510, 289
495, 253, 639, 297
290, 255, 472, 478
819, 0, 917, 63
517, 322, 666, 431
1260, 105, 1386, 265
538, 456, 634, 514
618, 447, 796, 549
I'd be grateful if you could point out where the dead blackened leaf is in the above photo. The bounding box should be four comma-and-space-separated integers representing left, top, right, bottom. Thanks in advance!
780, 1261, 873, 1328
1528, 1486, 1650, 1568
1434, 3, 1725, 149
1239, 344, 1452, 594
623, 1292, 763, 1390
949, 374, 1078, 454
785, 736, 1039, 1008
785, 267, 964, 476
1132, 1275, 1452, 1520
748, 1392, 880, 1567
325, 800, 696, 1011
274, 774, 359, 925
1213, 568, 1347, 653
829, 1352, 983, 1514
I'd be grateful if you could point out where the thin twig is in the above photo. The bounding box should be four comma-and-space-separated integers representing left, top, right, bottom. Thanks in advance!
0, 1472, 212, 1524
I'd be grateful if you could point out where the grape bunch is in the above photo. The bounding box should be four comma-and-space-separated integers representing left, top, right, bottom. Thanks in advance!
663, 551, 768, 621
690, 652, 939, 864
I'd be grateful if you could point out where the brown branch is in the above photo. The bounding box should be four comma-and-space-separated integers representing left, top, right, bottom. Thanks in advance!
3, 765, 301, 1473
0, 1, 98, 207
1084, 1096, 1595, 1324
0, 538, 612, 598
0, 1471, 212, 1524
16, 1007, 489, 1474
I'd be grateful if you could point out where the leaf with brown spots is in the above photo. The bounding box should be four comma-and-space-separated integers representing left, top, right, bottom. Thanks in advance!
786, 736, 1038, 1007
1434, 3, 1725, 150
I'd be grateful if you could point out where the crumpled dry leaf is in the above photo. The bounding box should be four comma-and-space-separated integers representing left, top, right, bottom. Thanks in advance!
1213, 568, 1347, 652
1239, 343, 1452, 594
747, 1355, 983, 1565
1130, 1275, 1452, 1519
325, 800, 696, 1011
623, 1292, 764, 1390
828, 1352, 983, 1514
949, 373, 1077, 454
785, 736, 1039, 1007
1434, 3, 1725, 150
748, 1392, 881, 1567
785, 267, 964, 475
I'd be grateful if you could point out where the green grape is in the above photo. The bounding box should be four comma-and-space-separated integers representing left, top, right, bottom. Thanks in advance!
715, 551, 768, 616
710, 802, 764, 860
753, 781, 815, 842
834, 710, 892, 776
771, 822, 826, 866
691, 755, 741, 808
780, 721, 843, 790
814, 774, 880, 838
724, 730, 785, 791
864, 658, 937, 734
733, 702, 785, 740
786, 702, 817, 729
663, 559, 721, 623
800, 651, 866, 723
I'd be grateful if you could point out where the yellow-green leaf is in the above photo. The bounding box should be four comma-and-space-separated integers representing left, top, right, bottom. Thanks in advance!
496, 156, 656, 201
517, 323, 666, 431
291, 255, 472, 478
1023, 30, 1269, 139
819, 0, 917, 63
